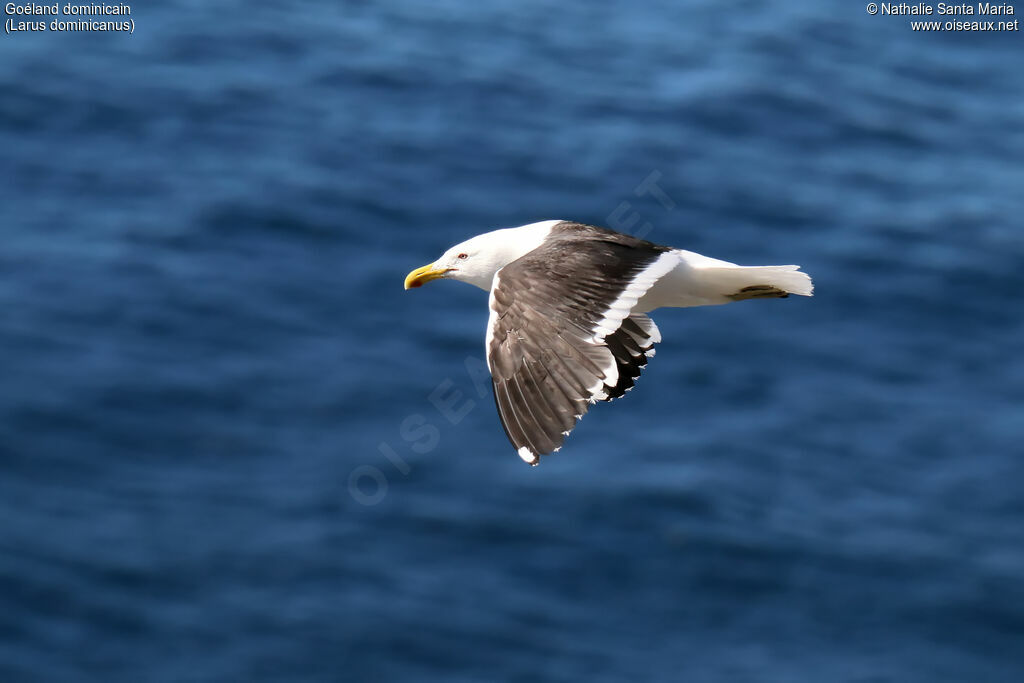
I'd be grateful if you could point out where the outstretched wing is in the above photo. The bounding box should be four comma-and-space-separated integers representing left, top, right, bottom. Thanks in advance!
485, 225, 677, 464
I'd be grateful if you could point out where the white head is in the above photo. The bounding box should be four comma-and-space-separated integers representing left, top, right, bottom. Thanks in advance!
404, 220, 559, 291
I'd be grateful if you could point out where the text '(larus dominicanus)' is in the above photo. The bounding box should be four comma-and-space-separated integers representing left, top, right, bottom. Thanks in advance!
405, 220, 813, 466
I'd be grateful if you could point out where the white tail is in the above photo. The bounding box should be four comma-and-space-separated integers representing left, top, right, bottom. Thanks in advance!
636, 251, 815, 311
709, 264, 814, 300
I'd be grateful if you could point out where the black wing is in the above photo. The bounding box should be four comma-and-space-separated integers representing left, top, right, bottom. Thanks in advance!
485, 227, 675, 464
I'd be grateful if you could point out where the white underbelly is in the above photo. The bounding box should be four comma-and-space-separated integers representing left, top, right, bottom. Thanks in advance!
635, 250, 737, 312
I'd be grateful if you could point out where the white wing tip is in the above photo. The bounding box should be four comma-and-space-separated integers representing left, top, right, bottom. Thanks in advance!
517, 446, 539, 465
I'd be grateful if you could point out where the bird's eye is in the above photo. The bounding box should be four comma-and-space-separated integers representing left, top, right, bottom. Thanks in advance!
457, 253, 468, 260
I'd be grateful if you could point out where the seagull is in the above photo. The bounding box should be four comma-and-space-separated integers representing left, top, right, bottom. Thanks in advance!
405, 220, 813, 465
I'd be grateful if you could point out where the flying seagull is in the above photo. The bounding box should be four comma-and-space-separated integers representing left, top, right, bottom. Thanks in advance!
405, 220, 813, 465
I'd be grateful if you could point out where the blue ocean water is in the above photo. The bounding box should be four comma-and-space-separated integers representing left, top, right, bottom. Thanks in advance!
2, 2, 1023, 681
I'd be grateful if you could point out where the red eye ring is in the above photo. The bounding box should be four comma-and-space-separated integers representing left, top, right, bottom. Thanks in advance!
457, 253, 468, 259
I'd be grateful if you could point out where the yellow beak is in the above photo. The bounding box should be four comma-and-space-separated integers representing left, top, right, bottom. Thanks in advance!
404, 263, 451, 290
